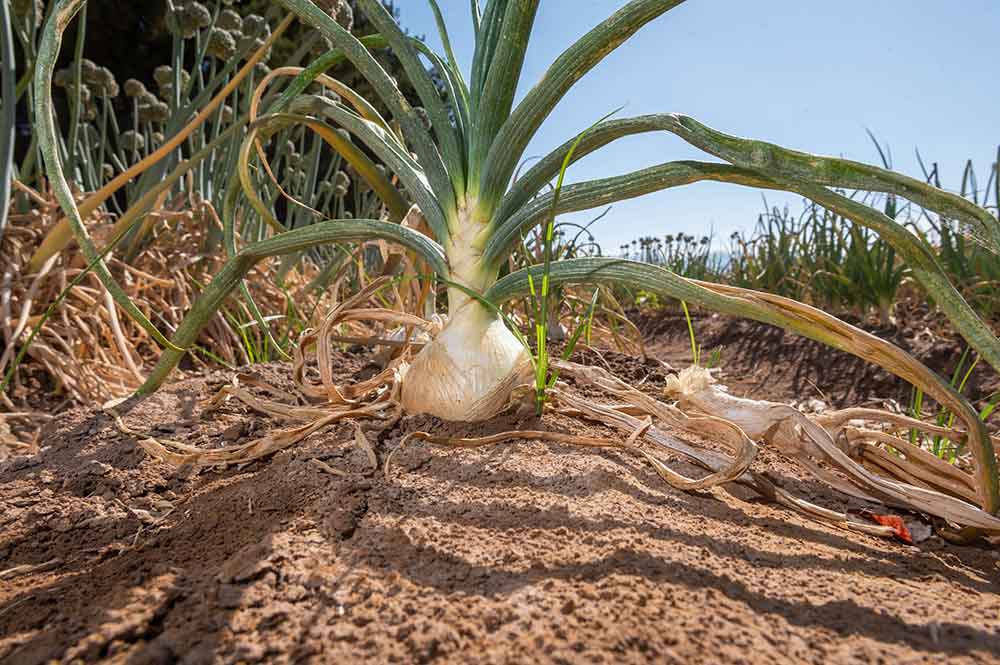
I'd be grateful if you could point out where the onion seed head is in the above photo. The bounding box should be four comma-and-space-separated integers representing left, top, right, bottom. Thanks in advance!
242, 14, 267, 36
413, 107, 431, 131
121, 130, 145, 152
167, 1, 212, 39
12, 0, 45, 28
217, 9, 243, 32
207, 27, 238, 61
334, 170, 350, 195
315, 0, 354, 31
123, 79, 146, 98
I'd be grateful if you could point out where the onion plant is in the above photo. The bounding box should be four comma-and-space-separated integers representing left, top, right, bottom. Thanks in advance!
16, 1, 385, 368
27, 0, 288, 267
917, 151, 1000, 316
35, 0, 1000, 517
622, 233, 723, 283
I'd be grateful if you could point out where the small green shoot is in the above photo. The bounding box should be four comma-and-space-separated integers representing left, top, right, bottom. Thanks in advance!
908, 348, 986, 463
526, 107, 622, 414
681, 300, 701, 366
544, 288, 601, 390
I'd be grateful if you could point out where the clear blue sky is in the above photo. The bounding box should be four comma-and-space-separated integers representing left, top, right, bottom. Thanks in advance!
398, 1, 1000, 251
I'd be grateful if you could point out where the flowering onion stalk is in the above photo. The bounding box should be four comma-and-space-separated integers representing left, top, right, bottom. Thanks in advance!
35, 1, 1000, 513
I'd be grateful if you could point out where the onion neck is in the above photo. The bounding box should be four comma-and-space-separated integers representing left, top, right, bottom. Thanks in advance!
443, 200, 497, 315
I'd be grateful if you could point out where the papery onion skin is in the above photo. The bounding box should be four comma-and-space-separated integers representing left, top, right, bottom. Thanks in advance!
400, 302, 529, 421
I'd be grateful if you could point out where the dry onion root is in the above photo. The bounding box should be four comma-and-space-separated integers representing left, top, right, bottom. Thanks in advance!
0, 184, 342, 452
548, 361, 898, 538
110, 280, 412, 469
107, 279, 999, 540
661, 364, 1000, 533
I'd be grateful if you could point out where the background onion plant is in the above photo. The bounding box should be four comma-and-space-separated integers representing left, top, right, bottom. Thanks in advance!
0, 1, 418, 409
625, 137, 1000, 324
23, 0, 1000, 539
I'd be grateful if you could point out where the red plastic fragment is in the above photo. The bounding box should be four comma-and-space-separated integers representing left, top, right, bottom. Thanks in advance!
854, 510, 913, 544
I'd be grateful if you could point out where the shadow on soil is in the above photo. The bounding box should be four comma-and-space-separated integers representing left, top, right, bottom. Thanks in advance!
2, 401, 998, 663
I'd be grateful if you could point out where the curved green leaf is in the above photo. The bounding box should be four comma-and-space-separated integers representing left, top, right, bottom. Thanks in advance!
470, 0, 507, 114
652, 113, 1000, 375
785, 179, 1000, 376
239, 112, 410, 228
501, 110, 1000, 254
220, 173, 292, 362
478, 0, 687, 213
486, 257, 999, 516
492, 155, 1000, 377
33, 0, 182, 351
668, 113, 1000, 254
264, 37, 389, 117
494, 110, 1000, 375
358, 0, 465, 195
274, 0, 456, 222
485, 161, 773, 265
410, 37, 470, 157
301, 97, 449, 241
139, 219, 448, 394
497, 113, 677, 224
468, 0, 539, 194
428, 0, 464, 84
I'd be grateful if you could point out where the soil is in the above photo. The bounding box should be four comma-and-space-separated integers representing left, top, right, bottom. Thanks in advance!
2, 337, 1000, 664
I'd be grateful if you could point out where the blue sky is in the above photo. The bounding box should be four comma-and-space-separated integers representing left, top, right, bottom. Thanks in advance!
398, 1, 1000, 251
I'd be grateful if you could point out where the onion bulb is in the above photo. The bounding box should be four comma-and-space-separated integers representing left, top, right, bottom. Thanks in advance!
400, 301, 529, 421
